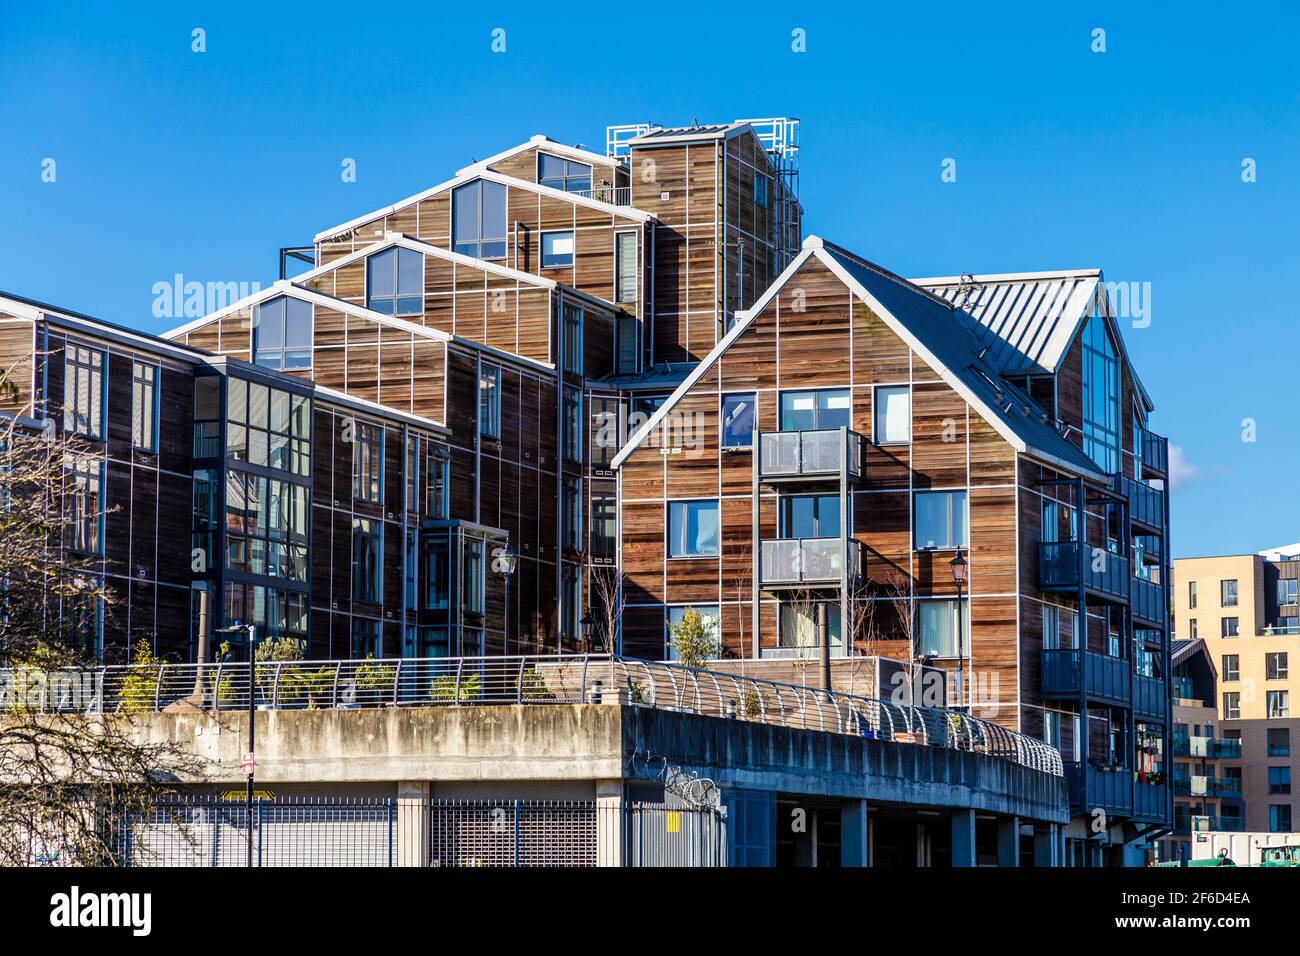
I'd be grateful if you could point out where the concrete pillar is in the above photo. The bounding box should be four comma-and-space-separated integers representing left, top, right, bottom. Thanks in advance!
951, 808, 976, 867
840, 800, 869, 867
396, 782, 429, 867
997, 815, 1020, 867
596, 779, 624, 867
1034, 823, 1059, 867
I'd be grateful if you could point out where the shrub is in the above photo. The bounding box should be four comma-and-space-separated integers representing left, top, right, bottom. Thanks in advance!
118, 639, 163, 712
430, 671, 482, 702
668, 607, 719, 670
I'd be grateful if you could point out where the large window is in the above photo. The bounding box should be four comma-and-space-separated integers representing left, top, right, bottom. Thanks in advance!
667, 605, 720, 659
562, 477, 582, 551
563, 303, 583, 373
1221, 579, 1238, 607
916, 599, 968, 658
226, 379, 311, 477
561, 564, 581, 639
542, 231, 575, 269
616, 316, 639, 374
131, 361, 158, 452
591, 494, 616, 557
352, 421, 383, 503
65, 582, 104, 660
351, 618, 382, 659
1081, 312, 1120, 474
421, 536, 449, 611
365, 247, 423, 317
721, 393, 756, 449
538, 153, 591, 193
65, 455, 103, 554
779, 494, 841, 539
1222, 654, 1240, 682
479, 365, 500, 439
778, 603, 842, 655
873, 385, 910, 444
668, 500, 719, 557
452, 180, 507, 259
1269, 767, 1292, 795
1271, 805, 1293, 833
914, 491, 967, 550
462, 538, 484, 614
590, 397, 621, 470
224, 473, 308, 582
563, 388, 582, 464
1279, 578, 1299, 606
352, 518, 383, 604
754, 174, 768, 209
63, 344, 104, 439
253, 296, 313, 369
1267, 690, 1290, 718
223, 582, 307, 641
615, 232, 637, 304
1268, 728, 1291, 757
780, 388, 850, 432
1268, 652, 1289, 681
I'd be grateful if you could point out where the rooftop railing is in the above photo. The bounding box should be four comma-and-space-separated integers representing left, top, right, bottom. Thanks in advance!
569, 185, 631, 206
1, 654, 1063, 777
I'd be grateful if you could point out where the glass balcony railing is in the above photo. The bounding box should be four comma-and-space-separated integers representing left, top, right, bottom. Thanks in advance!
1113, 474, 1165, 531
757, 429, 863, 481
1040, 541, 1130, 600
1137, 426, 1169, 479
759, 537, 862, 586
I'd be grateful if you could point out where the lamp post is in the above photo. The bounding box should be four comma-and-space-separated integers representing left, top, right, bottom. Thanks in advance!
492, 544, 517, 652
216, 621, 256, 867
580, 612, 594, 653
949, 549, 968, 711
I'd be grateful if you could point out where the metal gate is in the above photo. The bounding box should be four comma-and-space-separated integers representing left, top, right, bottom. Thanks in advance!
429, 800, 597, 867
624, 803, 728, 867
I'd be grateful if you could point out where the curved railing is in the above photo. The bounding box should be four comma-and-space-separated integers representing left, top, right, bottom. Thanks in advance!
0, 654, 1062, 777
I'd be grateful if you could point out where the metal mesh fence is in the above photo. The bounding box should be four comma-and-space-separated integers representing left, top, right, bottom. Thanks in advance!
429, 800, 597, 867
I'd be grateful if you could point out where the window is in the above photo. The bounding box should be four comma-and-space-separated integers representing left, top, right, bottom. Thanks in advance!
405, 435, 421, 514
1268, 728, 1291, 758
916, 599, 968, 658
1222, 654, 1240, 682
1189, 581, 1198, 609
365, 247, 423, 317
779, 494, 842, 539
778, 602, 842, 655
561, 564, 581, 639
1043, 605, 1060, 650
193, 377, 221, 458
914, 491, 967, 550
426, 451, 449, 519
1223, 691, 1241, 719
1220, 616, 1239, 638
1080, 312, 1120, 474
563, 388, 582, 464
352, 421, 383, 503
1267, 690, 1290, 718
616, 315, 639, 373
753, 174, 768, 209
1221, 579, 1238, 607
479, 365, 500, 439
65, 581, 104, 661
1268, 652, 1289, 680
542, 231, 575, 269
131, 361, 158, 452
351, 618, 382, 659
351, 518, 383, 604
668, 500, 719, 557
1044, 710, 1061, 750
253, 296, 313, 368
462, 538, 484, 614
1279, 578, 1299, 606
226, 379, 311, 477
873, 385, 910, 444
404, 530, 418, 607
591, 494, 617, 557
223, 473, 308, 582
1269, 767, 1292, 795
65, 455, 103, 554
422, 536, 449, 610
781, 388, 851, 432
562, 302, 583, 373
721, 393, 756, 449
1040, 500, 1076, 544
1189, 618, 1199, 639
452, 179, 507, 259
589, 397, 621, 470
1270, 805, 1293, 833
615, 232, 637, 304
63, 344, 104, 439
538, 153, 591, 193
562, 477, 582, 552
667, 605, 721, 659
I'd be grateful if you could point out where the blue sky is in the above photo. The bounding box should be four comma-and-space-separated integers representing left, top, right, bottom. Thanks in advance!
2, 3, 1296, 558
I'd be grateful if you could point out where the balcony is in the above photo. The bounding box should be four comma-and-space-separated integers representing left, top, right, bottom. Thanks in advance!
757, 429, 863, 482
1137, 426, 1169, 480
571, 185, 631, 206
1066, 762, 1132, 816
1039, 541, 1130, 601
1134, 780, 1168, 821
1133, 673, 1166, 718
1131, 576, 1166, 627
1042, 648, 1131, 705
1113, 474, 1165, 533
759, 537, 862, 587
1173, 773, 1237, 798
1179, 735, 1241, 760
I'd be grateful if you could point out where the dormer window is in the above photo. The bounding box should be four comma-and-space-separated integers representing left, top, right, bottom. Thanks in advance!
452, 180, 507, 259
538, 153, 592, 194
253, 296, 312, 370
365, 247, 423, 316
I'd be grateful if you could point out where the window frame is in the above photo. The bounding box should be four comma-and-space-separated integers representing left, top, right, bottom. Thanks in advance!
65, 454, 105, 555
253, 295, 314, 370
1222, 654, 1240, 682
479, 365, 501, 440
562, 302, 583, 374
451, 179, 507, 260
364, 247, 424, 317
1221, 616, 1239, 638
351, 420, 384, 504
614, 231, 638, 304
537, 152, 593, 194
131, 360, 160, 453
351, 517, 383, 605
667, 499, 720, 559
720, 392, 757, 449
63, 343, 105, 440
914, 597, 969, 659
873, 384, 911, 445
1223, 691, 1241, 719
1267, 651, 1289, 681
1221, 579, 1239, 607
541, 230, 576, 270
913, 490, 968, 551
779, 387, 851, 433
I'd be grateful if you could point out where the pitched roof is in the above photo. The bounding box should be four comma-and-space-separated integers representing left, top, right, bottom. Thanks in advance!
627, 122, 750, 146
456, 134, 623, 177
611, 236, 1107, 480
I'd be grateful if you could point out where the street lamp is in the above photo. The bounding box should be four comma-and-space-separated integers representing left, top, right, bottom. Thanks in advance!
216, 621, 256, 867
949, 549, 968, 711
580, 612, 594, 652
492, 544, 517, 653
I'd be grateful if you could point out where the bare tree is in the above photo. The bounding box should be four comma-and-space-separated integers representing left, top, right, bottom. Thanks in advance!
587, 566, 624, 655
0, 398, 202, 866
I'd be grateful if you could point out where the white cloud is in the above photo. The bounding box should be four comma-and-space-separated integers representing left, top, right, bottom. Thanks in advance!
1168, 444, 1203, 490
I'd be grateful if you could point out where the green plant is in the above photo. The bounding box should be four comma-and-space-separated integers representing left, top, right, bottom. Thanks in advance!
430, 671, 482, 702
354, 653, 396, 697
254, 636, 306, 704
667, 607, 719, 670
740, 686, 762, 718
207, 640, 236, 706
517, 667, 554, 701
118, 639, 163, 712
296, 666, 335, 708
627, 680, 647, 704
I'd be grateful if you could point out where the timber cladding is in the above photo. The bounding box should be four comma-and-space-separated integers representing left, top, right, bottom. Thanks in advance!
0, 315, 36, 416
617, 254, 1028, 724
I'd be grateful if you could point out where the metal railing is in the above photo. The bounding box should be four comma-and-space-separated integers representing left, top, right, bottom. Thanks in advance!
1112, 474, 1165, 530
1039, 541, 1130, 599
1041, 648, 1131, 703
570, 185, 631, 206
1137, 426, 1169, 478
757, 428, 862, 480
2, 654, 1063, 776
759, 536, 861, 585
